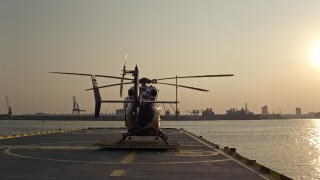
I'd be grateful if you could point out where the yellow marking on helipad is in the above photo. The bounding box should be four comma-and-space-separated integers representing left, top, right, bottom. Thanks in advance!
109, 170, 126, 176
0, 128, 84, 140
4, 147, 230, 164
120, 151, 138, 164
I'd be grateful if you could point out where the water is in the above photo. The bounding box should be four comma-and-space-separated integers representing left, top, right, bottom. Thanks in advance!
1, 119, 319, 179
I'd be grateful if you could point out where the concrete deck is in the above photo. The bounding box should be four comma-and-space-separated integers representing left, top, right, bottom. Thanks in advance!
0, 128, 285, 179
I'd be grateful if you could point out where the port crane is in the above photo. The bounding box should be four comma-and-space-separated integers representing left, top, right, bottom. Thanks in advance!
51, 62, 233, 144
162, 103, 171, 116
6, 96, 12, 115
72, 96, 86, 115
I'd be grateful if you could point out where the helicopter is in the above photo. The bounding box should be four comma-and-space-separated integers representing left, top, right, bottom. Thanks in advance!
51, 63, 233, 145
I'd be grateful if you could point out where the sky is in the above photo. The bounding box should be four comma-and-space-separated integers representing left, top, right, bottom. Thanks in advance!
1, 0, 320, 115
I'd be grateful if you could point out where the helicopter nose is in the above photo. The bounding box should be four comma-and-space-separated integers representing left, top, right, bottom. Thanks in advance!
128, 88, 134, 96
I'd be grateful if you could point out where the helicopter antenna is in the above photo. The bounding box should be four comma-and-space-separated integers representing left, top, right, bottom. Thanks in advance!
175, 75, 178, 119
125, 48, 128, 61
120, 49, 127, 98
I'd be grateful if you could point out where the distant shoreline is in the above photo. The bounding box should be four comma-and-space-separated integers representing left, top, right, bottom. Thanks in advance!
1, 114, 314, 121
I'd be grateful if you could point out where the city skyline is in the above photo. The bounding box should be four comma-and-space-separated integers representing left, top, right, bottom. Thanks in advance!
1, 1, 320, 115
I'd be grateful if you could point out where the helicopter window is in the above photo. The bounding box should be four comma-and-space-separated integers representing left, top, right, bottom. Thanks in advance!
150, 89, 158, 96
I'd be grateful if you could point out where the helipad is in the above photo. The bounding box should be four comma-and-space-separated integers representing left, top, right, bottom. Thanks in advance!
0, 128, 290, 179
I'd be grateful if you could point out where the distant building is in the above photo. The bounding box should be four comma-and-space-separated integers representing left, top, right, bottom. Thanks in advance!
296, 107, 301, 116
116, 109, 125, 115
262, 105, 268, 116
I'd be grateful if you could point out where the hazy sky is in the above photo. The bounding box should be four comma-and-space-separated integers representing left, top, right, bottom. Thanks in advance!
1, 0, 320, 115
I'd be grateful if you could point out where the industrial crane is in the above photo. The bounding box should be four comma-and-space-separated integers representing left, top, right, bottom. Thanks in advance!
72, 96, 85, 115
162, 103, 171, 116
169, 103, 180, 116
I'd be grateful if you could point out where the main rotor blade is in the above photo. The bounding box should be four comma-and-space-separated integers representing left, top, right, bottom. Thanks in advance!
157, 82, 209, 92
86, 82, 133, 91
157, 74, 234, 81
95, 74, 132, 80
50, 72, 92, 76
50, 72, 133, 80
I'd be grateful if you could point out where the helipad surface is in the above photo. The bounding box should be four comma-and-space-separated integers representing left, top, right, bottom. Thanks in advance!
0, 128, 270, 179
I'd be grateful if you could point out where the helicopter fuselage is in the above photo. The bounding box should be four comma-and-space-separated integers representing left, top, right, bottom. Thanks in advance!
125, 85, 162, 136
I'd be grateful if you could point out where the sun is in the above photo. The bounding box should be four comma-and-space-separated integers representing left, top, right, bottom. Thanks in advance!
311, 41, 320, 68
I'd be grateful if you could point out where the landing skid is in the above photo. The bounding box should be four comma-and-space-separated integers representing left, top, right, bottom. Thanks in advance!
118, 130, 169, 145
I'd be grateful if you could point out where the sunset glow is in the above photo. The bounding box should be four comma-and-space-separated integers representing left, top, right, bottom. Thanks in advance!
311, 41, 320, 68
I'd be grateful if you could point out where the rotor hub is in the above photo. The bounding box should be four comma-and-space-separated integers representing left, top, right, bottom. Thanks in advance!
139, 77, 157, 85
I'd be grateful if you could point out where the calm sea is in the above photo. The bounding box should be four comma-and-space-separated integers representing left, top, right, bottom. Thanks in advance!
0, 119, 319, 180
